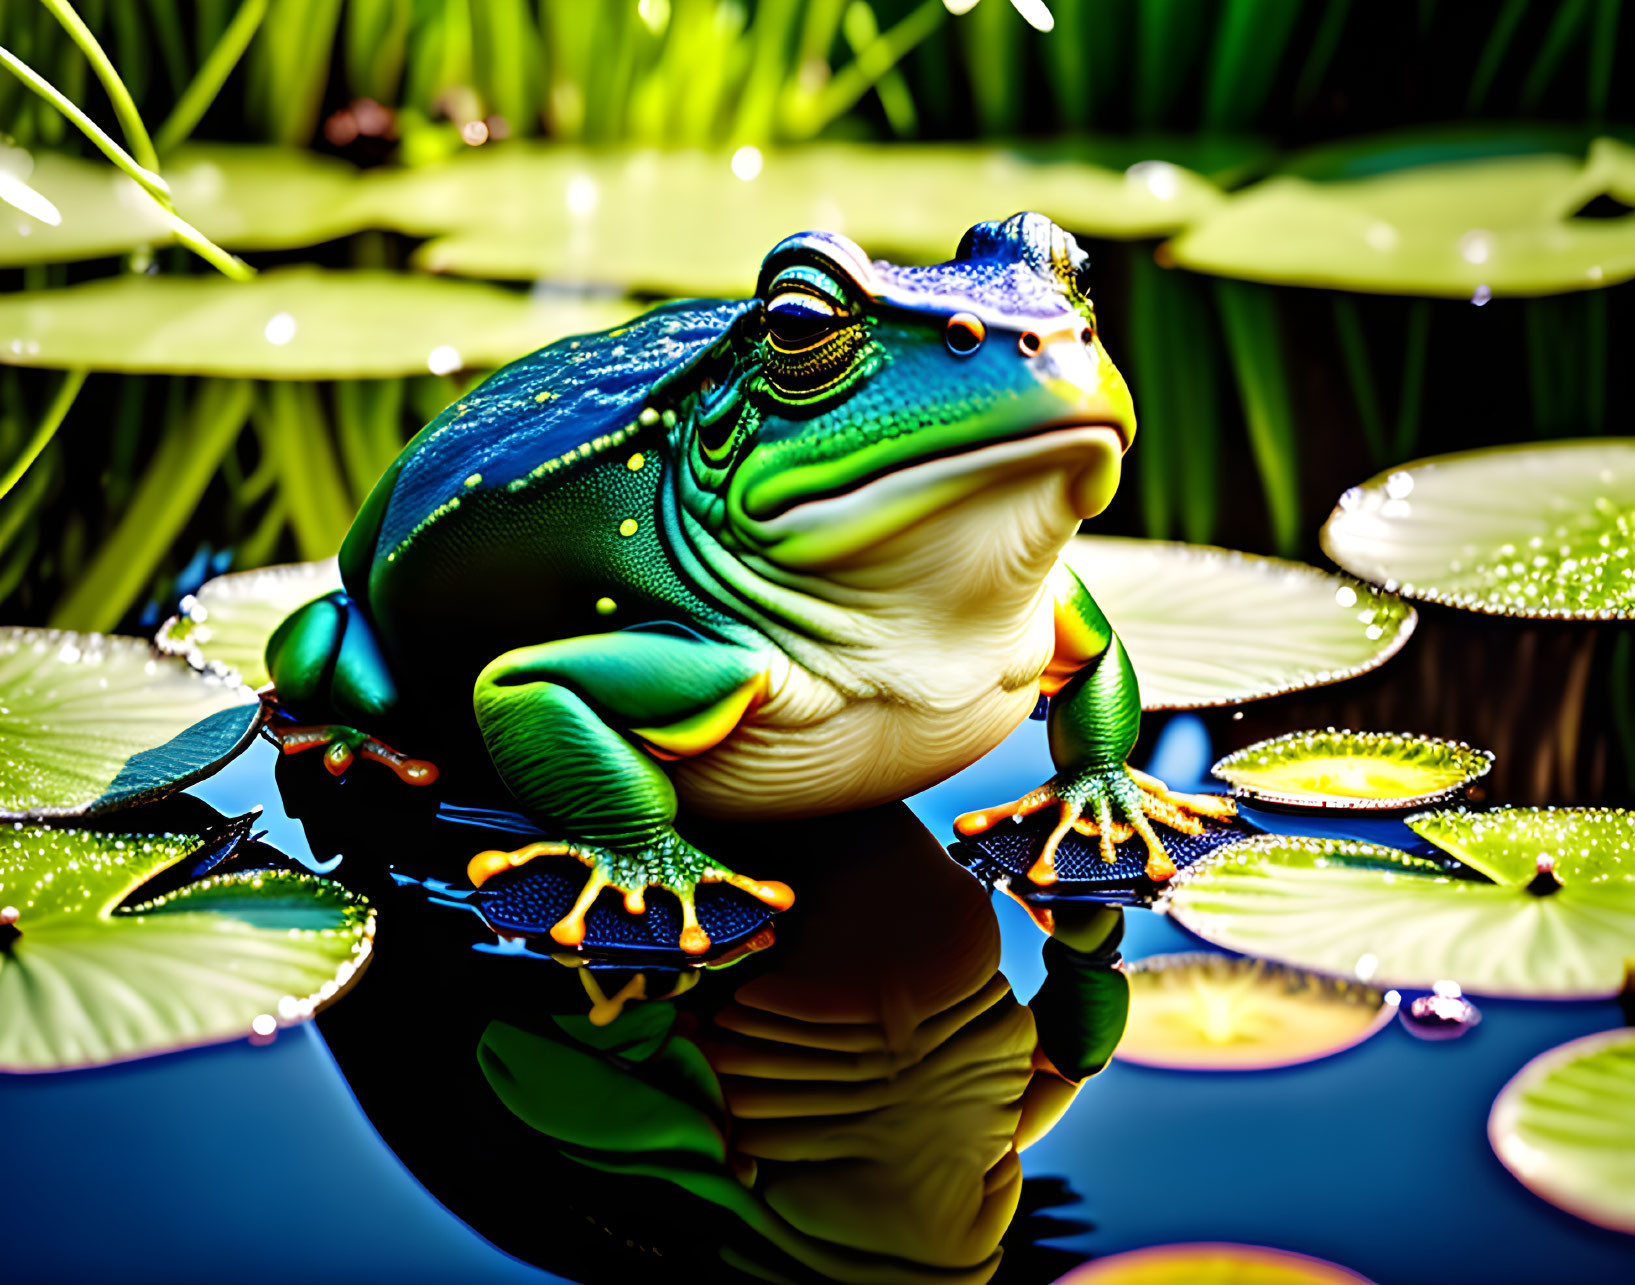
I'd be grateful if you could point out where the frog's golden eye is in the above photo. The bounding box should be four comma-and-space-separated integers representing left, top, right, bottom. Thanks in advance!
766, 291, 844, 351
945, 313, 985, 357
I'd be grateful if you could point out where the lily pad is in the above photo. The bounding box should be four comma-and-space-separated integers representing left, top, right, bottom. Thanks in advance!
1169, 137, 1635, 297
0, 146, 373, 268
378, 143, 1221, 293
0, 817, 373, 1071
157, 558, 343, 689
1489, 1028, 1635, 1235
0, 268, 633, 379
1117, 953, 1396, 1071
1061, 537, 1416, 710
1162, 809, 1635, 998
0, 628, 261, 819
1320, 439, 1635, 621
1056, 1242, 1377, 1284
1210, 729, 1493, 811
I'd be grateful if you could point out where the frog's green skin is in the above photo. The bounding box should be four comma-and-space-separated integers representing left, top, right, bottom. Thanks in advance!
266, 213, 1233, 954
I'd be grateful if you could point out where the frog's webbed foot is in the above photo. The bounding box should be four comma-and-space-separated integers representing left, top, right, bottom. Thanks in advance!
268, 720, 440, 785
955, 766, 1235, 886
467, 832, 794, 956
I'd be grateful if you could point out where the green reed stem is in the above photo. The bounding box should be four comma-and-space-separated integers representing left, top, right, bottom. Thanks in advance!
0, 368, 86, 504
40, 0, 159, 172
0, 42, 253, 279
1588, 0, 1619, 118
1522, 0, 1591, 110
51, 378, 254, 632
154, 0, 269, 154
807, 0, 942, 135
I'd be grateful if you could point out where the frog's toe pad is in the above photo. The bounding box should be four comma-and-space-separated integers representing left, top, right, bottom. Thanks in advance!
467, 837, 792, 956
270, 720, 439, 786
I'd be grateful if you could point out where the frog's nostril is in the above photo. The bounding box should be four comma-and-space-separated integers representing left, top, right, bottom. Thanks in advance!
945, 312, 985, 356
1018, 330, 1042, 356
1079, 326, 1094, 346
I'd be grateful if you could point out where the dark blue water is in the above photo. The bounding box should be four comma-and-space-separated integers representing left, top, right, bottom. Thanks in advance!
6, 717, 1632, 1284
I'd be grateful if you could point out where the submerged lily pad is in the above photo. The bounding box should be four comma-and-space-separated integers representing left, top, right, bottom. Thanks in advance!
0, 146, 373, 267
1057, 1242, 1377, 1284
380, 144, 1221, 292
0, 818, 373, 1071
1489, 1028, 1635, 1235
1062, 537, 1416, 710
1162, 809, 1635, 998
1117, 953, 1395, 1071
1211, 729, 1493, 811
0, 628, 261, 819
0, 268, 632, 379
1321, 440, 1635, 620
158, 559, 343, 688
1170, 137, 1635, 296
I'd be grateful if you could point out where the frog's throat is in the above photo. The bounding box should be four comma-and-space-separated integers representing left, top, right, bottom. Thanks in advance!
728, 423, 1122, 571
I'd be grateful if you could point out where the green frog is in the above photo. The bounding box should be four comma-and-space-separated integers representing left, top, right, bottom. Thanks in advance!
265, 213, 1233, 953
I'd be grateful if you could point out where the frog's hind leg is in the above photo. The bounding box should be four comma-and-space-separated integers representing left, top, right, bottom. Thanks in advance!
264, 590, 439, 785
467, 631, 793, 955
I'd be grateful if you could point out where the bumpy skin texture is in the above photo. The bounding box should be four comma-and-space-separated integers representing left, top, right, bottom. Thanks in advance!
266, 213, 1232, 952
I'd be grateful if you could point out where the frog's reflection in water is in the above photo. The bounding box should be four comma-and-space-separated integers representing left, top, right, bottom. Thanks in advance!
313, 797, 1127, 1284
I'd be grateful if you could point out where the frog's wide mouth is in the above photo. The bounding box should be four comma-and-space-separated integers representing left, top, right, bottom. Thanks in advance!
737, 415, 1130, 526
730, 420, 1125, 566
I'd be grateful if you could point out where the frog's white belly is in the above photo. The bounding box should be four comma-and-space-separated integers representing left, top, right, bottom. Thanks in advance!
673, 581, 1058, 820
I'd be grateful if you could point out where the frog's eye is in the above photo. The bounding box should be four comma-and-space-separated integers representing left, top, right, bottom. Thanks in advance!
766, 291, 845, 351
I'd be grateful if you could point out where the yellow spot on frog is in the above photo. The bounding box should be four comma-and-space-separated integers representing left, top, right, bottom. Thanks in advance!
595, 596, 617, 616
619, 518, 639, 537
464, 473, 482, 488
608, 327, 630, 338
534, 391, 554, 403
627, 453, 645, 471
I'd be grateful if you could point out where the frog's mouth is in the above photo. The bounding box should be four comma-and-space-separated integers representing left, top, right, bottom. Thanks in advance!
733, 420, 1125, 567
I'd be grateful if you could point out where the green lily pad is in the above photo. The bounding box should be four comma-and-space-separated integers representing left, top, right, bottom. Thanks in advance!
1162, 809, 1635, 998
0, 267, 633, 378
1210, 729, 1493, 811
1056, 1242, 1377, 1284
1061, 537, 1416, 711
379, 143, 1220, 292
157, 558, 343, 689
1320, 439, 1635, 621
1489, 1028, 1635, 1235
1169, 137, 1635, 297
0, 818, 373, 1071
1117, 953, 1395, 1071
0, 146, 372, 268
0, 628, 261, 819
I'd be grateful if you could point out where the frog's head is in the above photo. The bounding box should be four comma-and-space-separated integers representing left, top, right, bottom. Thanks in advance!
672, 213, 1134, 576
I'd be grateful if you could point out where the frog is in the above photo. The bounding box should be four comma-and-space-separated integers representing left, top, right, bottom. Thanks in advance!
264, 212, 1235, 955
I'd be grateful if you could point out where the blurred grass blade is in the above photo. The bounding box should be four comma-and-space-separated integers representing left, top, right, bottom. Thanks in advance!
51, 379, 254, 632
1215, 280, 1300, 554
155, 0, 270, 154
256, 381, 352, 558
1204, 0, 1302, 131
809, 0, 942, 135
1521, 0, 1592, 111
470, 0, 541, 135
734, 0, 800, 142
1466, 0, 1527, 112
1392, 300, 1430, 458
842, 2, 917, 138
1330, 295, 1386, 464
1136, 0, 1208, 128
1588, 0, 1619, 119
345, 0, 411, 103
1295, 0, 1351, 110
40, 0, 160, 171
0, 368, 85, 504
960, 0, 1018, 135
248, 0, 344, 145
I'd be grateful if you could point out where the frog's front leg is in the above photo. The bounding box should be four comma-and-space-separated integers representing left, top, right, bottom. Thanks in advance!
955, 565, 1234, 884
466, 629, 793, 955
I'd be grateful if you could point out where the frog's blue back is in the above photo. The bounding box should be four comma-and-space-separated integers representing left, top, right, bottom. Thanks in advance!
341, 298, 751, 590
